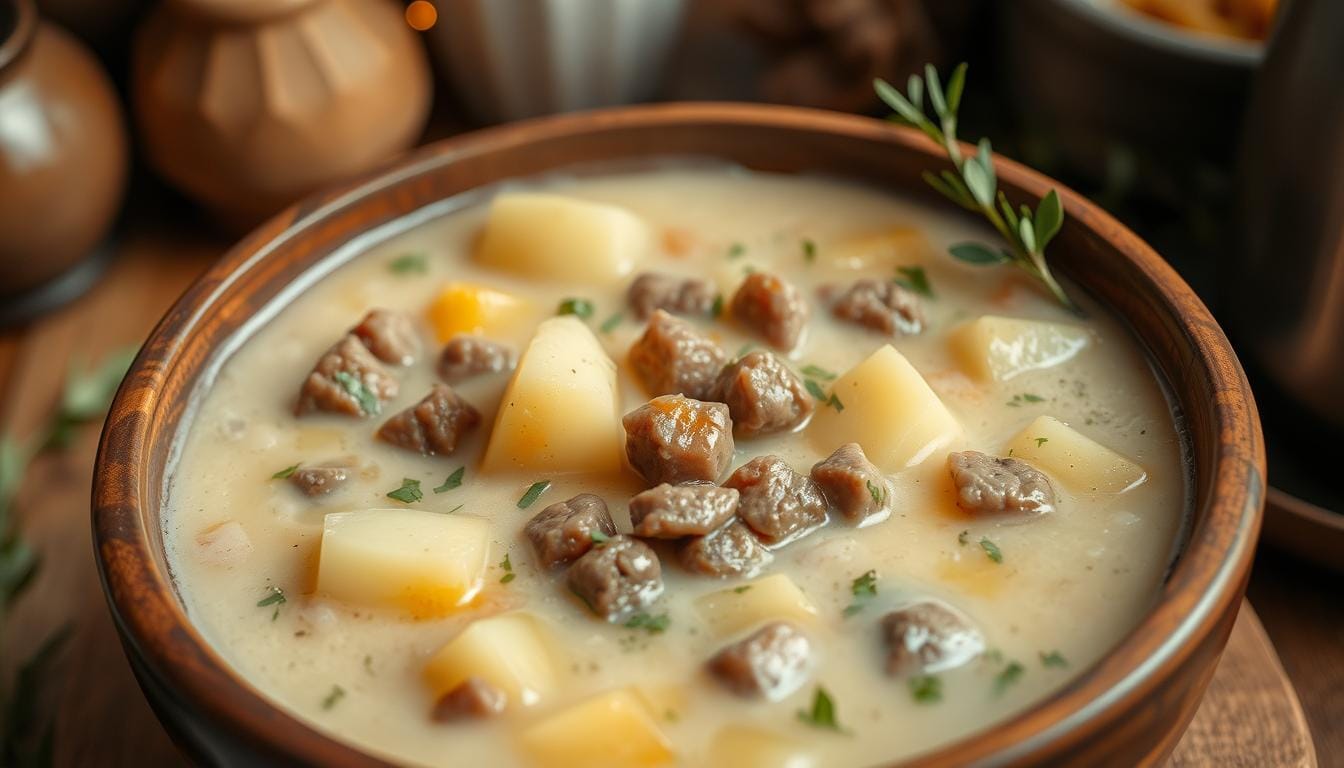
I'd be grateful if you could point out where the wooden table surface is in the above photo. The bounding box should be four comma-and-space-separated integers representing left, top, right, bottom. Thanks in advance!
0, 212, 1335, 767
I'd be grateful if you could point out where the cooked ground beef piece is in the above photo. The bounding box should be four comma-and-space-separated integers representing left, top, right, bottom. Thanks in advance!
729, 272, 809, 350
524, 493, 618, 569
881, 600, 985, 676
289, 463, 351, 497
810, 443, 892, 526
678, 520, 773, 577
627, 272, 717, 319
628, 310, 727, 400
295, 334, 398, 417
567, 535, 664, 623
376, 383, 480, 455
947, 450, 1056, 517
623, 395, 735, 486
827, 278, 924, 335
352, 308, 421, 365
724, 455, 828, 546
431, 677, 506, 722
707, 622, 812, 701
437, 336, 515, 383
712, 351, 814, 438
630, 482, 740, 538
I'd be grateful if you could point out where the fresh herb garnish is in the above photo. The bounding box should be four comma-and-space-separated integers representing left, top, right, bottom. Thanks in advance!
875, 65, 1078, 313
271, 463, 300, 480
801, 364, 836, 380
802, 239, 817, 263
727, 242, 746, 259
321, 684, 346, 710
499, 553, 515, 584
993, 661, 1025, 695
1039, 650, 1068, 668
1035, 437, 1049, 447
733, 585, 752, 594
894, 265, 934, 298
710, 294, 725, 318
979, 537, 1003, 564
796, 687, 846, 732
599, 312, 623, 333
385, 478, 423, 504
909, 675, 942, 703
557, 298, 595, 319
866, 479, 887, 505
444, 503, 464, 514
332, 371, 380, 415
388, 253, 427, 274
434, 466, 464, 493
517, 480, 551, 509
843, 570, 878, 617
826, 393, 844, 412
1007, 393, 1046, 407
957, 529, 969, 545
624, 612, 671, 634
590, 530, 611, 546
804, 379, 828, 401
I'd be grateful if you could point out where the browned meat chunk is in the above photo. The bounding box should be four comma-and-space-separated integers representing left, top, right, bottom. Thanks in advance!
524, 493, 618, 569
352, 308, 421, 365
568, 535, 664, 623
295, 334, 398, 417
627, 272, 717, 319
707, 622, 812, 701
948, 450, 1056, 517
431, 676, 506, 722
724, 456, 828, 546
810, 443, 892, 526
437, 335, 515, 383
679, 520, 773, 577
628, 310, 727, 400
289, 463, 350, 497
729, 272, 808, 350
828, 278, 924, 335
712, 351, 814, 438
881, 600, 985, 676
376, 383, 480, 456
623, 395, 735, 486
630, 482, 739, 538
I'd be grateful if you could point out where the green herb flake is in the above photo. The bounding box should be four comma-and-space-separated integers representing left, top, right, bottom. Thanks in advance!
433, 466, 465, 493
804, 379, 828, 401
1035, 437, 1049, 447
957, 529, 969, 546
499, 553, 515, 584
599, 312, 624, 333
257, 585, 287, 621
271, 463, 300, 480
979, 537, 1003, 564
909, 674, 942, 703
710, 294, 725, 318
827, 393, 845, 412
1039, 650, 1068, 668
801, 364, 836, 380
866, 479, 887, 505
894, 265, 934, 298
444, 503, 464, 515
385, 478, 423, 504
321, 684, 346, 710
727, 242, 746, 259
557, 298, 595, 319
796, 686, 846, 732
388, 253, 428, 275
332, 371, 380, 416
802, 239, 817, 263
625, 612, 671, 634
733, 585, 752, 594
517, 480, 551, 509
1021, 393, 1045, 403
590, 530, 611, 546
843, 570, 878, 617
993, 661, 1025, 695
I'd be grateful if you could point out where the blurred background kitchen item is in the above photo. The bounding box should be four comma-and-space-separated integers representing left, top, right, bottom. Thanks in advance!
0, 0, 128, 325
131, 0, 431, 230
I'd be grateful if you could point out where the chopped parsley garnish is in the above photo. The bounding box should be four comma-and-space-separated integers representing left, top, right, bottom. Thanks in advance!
590, 530, 611, 546
321, 684, 346, 710
733, 585, 752, 594
957, 529, 969, 545
909, 674, 942, 703
727, 242, 746, 259
826, 393, 844, 412
804, 379, 828, 401
599, 312, 624, 333
843, 570, 878, 617
993, 661, 1025, 695
499, 553, 515, 584
1007, 393, 1046, 407
1039, 650, 1068, 668
517, 480, 551, 509
979, 537, 1003, 563
796, 687, 846, 732
866, 479, 886, 505
1035, 437, 1049, 447
385, 478, 423, 504
802, 239, 817, 263
710, 294, 724, 317
801, 364, 836, 380
557, 297, 595, 319
388, 253, 427, 274
624, 612, 670, 634
271, 463, 300, 480
444, 503, 463, 514
894, 265, 934, 298
332, 371, 380, 415
433, 466, 465, 493
257, 586, 286, 620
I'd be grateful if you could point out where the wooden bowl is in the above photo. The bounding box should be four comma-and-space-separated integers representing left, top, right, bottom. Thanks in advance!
92, 104, 1265, 767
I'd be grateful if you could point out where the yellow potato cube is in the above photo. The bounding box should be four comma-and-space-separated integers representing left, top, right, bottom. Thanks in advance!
476, 192, 648, 283
427, 281, 534, 343
809, 345, 960, 471
950, 315, 1090, 382
481, 316, 624, 475
519, 689, 673, 768
695, 574, 818, 638
706, 725, 816, 768
1007, 415, 1147, 493
316, 509, 489, 618
826, 227, 930, 270
424, 612, 557, 708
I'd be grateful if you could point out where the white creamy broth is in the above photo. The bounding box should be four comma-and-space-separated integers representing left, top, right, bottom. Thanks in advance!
163, 167, 1186, 767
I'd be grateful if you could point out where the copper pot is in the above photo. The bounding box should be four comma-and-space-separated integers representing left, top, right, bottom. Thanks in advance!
0, 0, 127, 309
131, 0, 431, 230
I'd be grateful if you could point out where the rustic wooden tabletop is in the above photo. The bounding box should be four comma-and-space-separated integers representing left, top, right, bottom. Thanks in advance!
0, 207, 1334, 767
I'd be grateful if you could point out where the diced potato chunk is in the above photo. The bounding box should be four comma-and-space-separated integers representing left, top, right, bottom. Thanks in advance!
481, 317, 624, 475
1006, 415, 1147, 493
950, 315, 1090, 382
695, 574, 818, 638
520, 689, 673, 768
316, 509, 489, 618
427, 281, 535, 343
706, 725, 816, 768
825, 227, 930, 271
809, 345, 960, 471
476, 193, 648, 283
424, 612, 557, 708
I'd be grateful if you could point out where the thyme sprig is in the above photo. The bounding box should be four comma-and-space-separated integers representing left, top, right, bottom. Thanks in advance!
875, 64, 1080, 314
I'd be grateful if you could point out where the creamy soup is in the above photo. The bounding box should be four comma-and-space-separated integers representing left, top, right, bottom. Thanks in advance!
164, 167, 1186, 767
